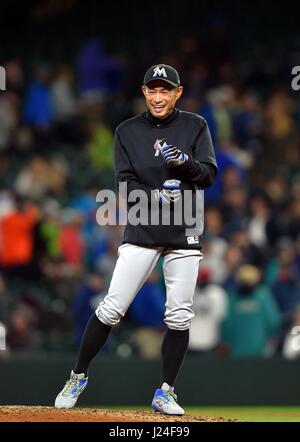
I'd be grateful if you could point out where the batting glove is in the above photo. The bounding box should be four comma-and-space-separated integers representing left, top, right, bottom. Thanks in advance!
155, 179, 181, 204
161, 145, 188, 167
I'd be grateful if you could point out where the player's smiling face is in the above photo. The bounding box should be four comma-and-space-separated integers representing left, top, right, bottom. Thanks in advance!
142, 80, 183, 119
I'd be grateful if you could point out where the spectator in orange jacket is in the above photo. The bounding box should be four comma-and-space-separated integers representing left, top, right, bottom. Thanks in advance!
0, 198, 40, 273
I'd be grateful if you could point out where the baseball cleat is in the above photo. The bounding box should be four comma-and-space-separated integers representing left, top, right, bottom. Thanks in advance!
151, 382, 185, 415
55, 370, 88, 409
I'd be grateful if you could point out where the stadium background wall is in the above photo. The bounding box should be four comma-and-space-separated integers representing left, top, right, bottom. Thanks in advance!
1, 356, 300, 406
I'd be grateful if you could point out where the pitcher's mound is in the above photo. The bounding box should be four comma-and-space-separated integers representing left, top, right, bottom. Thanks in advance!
0, 406, 232, 422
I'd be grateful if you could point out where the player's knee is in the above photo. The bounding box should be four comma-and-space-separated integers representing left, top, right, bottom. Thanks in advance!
95, 302, 123, 327
164, 308, 194, 331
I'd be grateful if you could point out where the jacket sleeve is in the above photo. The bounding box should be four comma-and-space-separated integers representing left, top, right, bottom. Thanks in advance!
178, 119, 218, 188
114, 129, 155, 199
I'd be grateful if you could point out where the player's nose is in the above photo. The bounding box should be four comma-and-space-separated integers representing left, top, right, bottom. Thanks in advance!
153, 92, 164, 103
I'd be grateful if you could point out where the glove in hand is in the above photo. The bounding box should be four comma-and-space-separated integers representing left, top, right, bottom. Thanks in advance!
155, 179, 181, 204
161, 145, 188, 167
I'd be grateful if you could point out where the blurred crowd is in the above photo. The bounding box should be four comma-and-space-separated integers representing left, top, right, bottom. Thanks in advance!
0, 32, 300, 361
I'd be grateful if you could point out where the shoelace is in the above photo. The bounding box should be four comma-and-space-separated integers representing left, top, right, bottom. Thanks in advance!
62, 377, 80, 396
164, 390, 178, 403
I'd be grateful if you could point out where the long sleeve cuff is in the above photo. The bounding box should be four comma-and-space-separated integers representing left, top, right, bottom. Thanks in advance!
178, 156, 217, 188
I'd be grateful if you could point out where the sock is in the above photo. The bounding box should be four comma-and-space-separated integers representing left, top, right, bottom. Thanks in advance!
161, 328, 189, 387
161, 382, 174, 392
73, 313, 112, 376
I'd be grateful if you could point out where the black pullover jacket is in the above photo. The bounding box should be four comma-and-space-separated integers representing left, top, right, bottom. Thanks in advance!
114, 108, 218, 250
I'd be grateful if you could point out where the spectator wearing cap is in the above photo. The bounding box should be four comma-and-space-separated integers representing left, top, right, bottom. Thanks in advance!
222, 265, 280, 357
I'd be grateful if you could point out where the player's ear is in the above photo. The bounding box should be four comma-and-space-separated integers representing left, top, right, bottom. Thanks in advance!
141, 85, 147, 98
175, 86, 183, 100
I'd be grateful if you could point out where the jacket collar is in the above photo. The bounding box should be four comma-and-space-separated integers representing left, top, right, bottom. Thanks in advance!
143, 108, 179, 127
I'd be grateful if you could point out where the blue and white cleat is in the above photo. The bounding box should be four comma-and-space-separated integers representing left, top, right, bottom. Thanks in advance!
55, 371, 88, 409
151, 382, 185, 415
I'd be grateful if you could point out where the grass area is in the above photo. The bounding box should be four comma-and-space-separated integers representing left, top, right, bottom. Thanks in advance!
186, 407, 300, 422
111, 406, 300, 422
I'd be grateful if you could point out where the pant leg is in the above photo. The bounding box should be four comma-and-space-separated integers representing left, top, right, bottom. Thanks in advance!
163, 249, 203, 330
95, 243, 163, 326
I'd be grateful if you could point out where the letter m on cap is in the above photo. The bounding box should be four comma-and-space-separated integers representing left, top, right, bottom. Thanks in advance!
153, 66, 167, 78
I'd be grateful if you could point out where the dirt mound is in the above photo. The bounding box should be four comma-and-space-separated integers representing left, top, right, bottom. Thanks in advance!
0, 406, 232, 422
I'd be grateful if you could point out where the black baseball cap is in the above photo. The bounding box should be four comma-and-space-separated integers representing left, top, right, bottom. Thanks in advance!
143, 64, 180, 88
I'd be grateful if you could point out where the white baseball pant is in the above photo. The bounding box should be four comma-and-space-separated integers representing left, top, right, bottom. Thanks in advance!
95, 243, 203, 330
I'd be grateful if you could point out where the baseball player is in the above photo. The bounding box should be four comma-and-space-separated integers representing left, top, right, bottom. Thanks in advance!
55, 64, 217, 415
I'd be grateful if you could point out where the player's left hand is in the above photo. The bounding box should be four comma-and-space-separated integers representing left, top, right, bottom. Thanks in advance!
161, 145, 188, 167
155, 179, 181, 204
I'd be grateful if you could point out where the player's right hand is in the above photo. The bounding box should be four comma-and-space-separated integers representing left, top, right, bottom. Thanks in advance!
155, 179, 181, 204
161, 145, 188, 167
